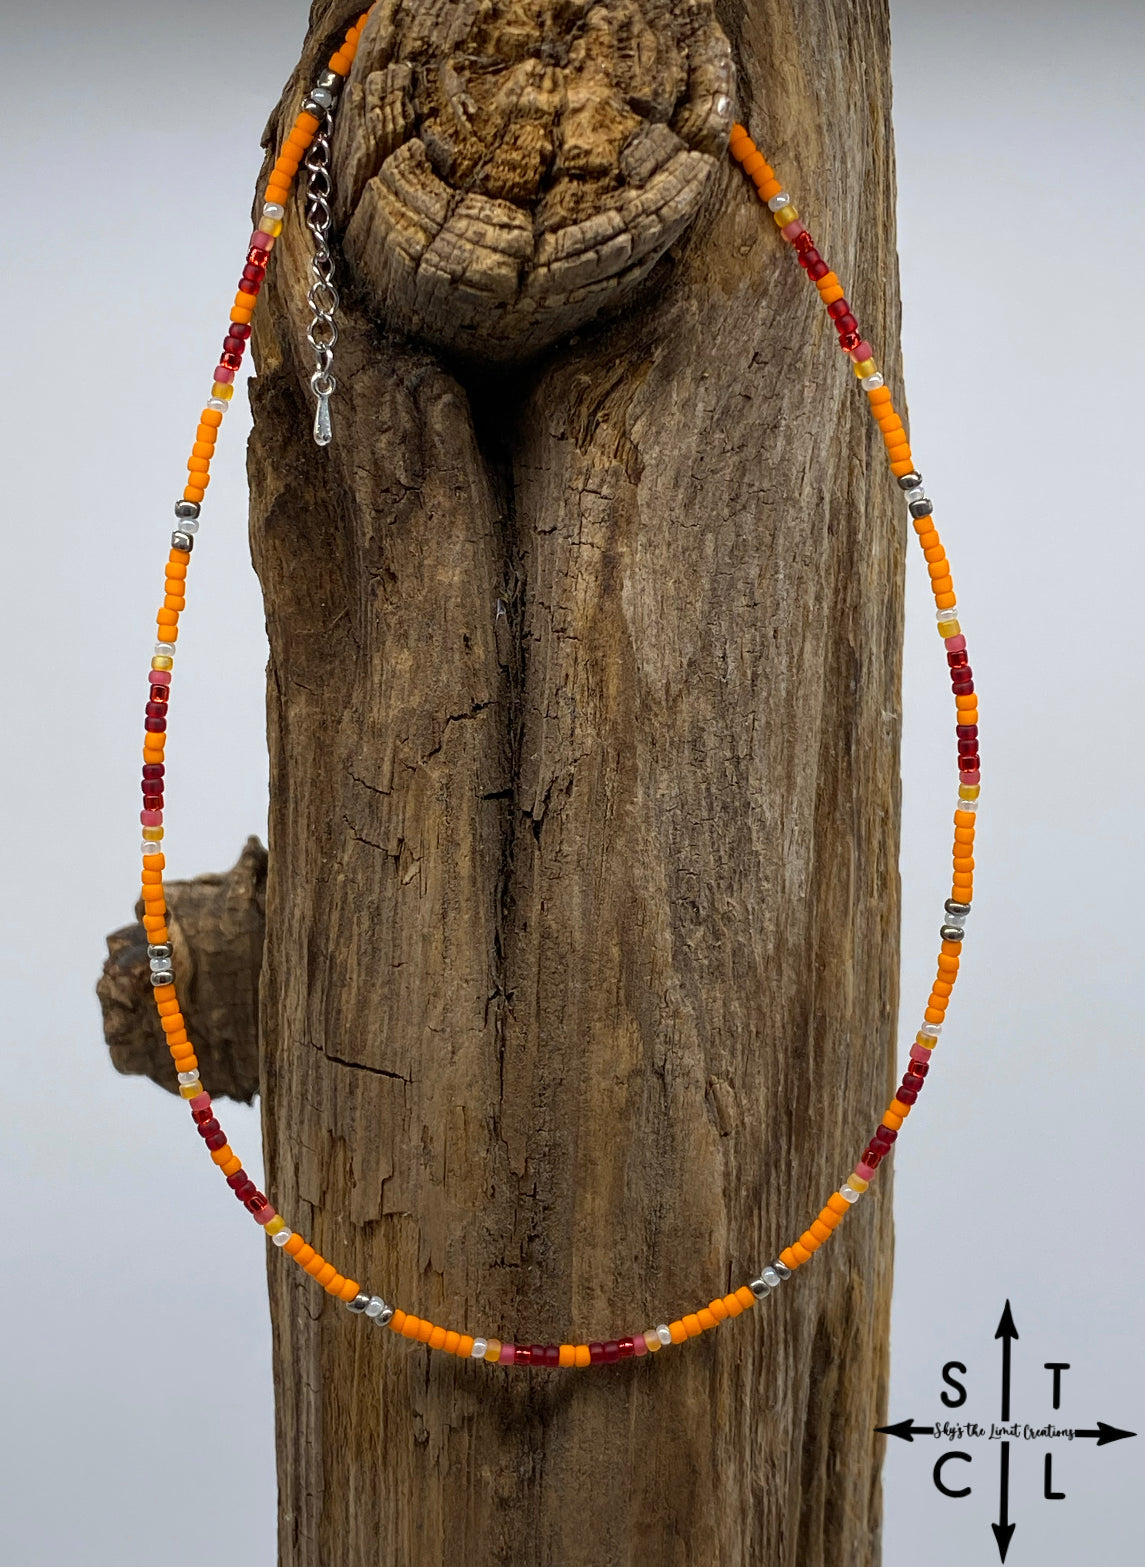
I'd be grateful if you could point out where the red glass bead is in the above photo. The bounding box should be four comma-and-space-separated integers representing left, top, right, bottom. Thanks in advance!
827, 299, 851, 320
245, 247, 269, 268
617, 1337, 635, 1358
219, 351, 241, 371
947, 650, 968, 668
793, 230, 815, 252
145, 717, 167, 732
588, 1342, 605, 1365
807, 260, 830, 280
835, 312, 859, 335
149, 690, 169, 708
142, 764, 165, 779
145, 701, 167, 719
861, 1148, 882, 1168
896, 1085, 918, 1105
229, 322, 252, 340
602, 1341, 620, 1363
242, 262, 266, 283
839, 332, 861, 352
909, 1059, 930, 1077
143, 795, 164, 811
237, 278, 260, 295
513, 1345, 532, 1365
956, 724, 978, 739
191, 1107, 212, 1124
205, 1130, 228, 1151
246, 1193, 269, 1213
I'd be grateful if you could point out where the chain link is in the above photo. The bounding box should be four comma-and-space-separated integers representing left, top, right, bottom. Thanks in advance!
304, 113, 340, 444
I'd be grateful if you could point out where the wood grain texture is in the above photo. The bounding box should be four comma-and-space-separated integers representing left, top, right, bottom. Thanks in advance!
248, 0, 904, 1560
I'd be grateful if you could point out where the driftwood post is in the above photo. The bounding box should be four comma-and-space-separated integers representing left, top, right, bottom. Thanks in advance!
103, 0, 904, 1560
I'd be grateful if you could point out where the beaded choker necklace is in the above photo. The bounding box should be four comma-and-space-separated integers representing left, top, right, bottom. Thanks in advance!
136, 10, 978, 1370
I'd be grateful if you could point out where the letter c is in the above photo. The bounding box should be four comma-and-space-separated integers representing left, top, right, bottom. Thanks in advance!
933, 1451, 972, 1498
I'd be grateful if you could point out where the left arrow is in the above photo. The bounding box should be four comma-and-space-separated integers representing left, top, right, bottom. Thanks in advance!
875, 1418, 936, 1443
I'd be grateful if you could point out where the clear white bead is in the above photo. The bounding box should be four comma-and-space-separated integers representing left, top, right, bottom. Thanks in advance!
178, 517, 200, 535
920, 1022, 942, 1037
471, 1337, 487, 1359
943, 909, 967, 928
149, 957, 170, 972
935, 605, 957, 622
761, 1266, 781, 1289
840, 1184, 860, 1203
140, 840, 160, 855
767, 192, 790, 212
206, 397, 229, 414
177, 1070, 200, 1085
905, 487, 926, 504
860, 372, 884, 391
956, 796, 979, 814
154, 642, 176, 657
363, 1296, 385, 1319
656, 1324, 672, 1346
263, 202, 285, 220
272, 1229, 292, 1247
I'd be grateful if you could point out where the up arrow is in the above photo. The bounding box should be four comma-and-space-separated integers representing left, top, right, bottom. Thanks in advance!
995, 1299, 1019, 1421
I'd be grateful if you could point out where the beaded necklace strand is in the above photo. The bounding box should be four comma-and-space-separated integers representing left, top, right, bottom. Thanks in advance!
136, 10, 978, 1369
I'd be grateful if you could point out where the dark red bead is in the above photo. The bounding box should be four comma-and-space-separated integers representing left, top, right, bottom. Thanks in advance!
226, 1170, 248, 1189
237, 278, 260, 295
205, 1131, 228, 1151
835, 312, 859, 335
956, 724, 978, 739
145, 701, 167, 719
946, 650, 968, 668
807, 260, 830, 280
839, 331, 861, 352
145, 717, 167, 732
602, 1341, 620, 1363
798, 249, 823, 271
951, 680, 974, 696
142, 763, 165, 779
588, 1342, 605, 1365
957, 738, 979, 755
827, 299, 851, 320
228, 322, 252, 340
141, 777, 159, 792
246, 1192, 268, 1213
617, 1337, 635, 1358
222, 336, 246, 356
896, 1086, 918, 1105
196, 1118, 221, 1138
527, 1344, 545, 1364
242, 262, 266, 283
873, 1125, 898, 1144
234, 1181, 256, 1201
514, 1345, 532, 1365
543, 1345, 560, 1367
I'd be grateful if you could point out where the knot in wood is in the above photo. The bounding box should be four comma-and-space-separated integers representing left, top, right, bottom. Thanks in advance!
332, 0, 734, 361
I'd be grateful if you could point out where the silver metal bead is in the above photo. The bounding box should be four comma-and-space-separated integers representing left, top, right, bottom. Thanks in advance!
149, 970, 173, 987
939, 924, 965, 942
773, 1260, 792, 1280
174, 500, 200, 521
944, 898, 971, 917
148, 943, 173, 959
171, 530, 194, 552
908, 498, 934, 519
376, 1303, 394, 1327
315, 68, 342, 93
749, 1276, 770, 1298
345, 1292, 372, 1313
301, 96, 326, 118
761, 1266, 782, 1289
897, 470, 923, 490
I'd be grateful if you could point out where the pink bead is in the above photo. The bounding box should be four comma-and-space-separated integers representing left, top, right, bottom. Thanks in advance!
856, 1161, 876, 1182
944, 634, 967, 652
140, 809, 163, 827
909, 1042, 932, 1063
498, 1343, 515, 1365
149, 669, 171, 685
248, 229, 274, 251
849, 340, 874, 363
781, 219, 806, 242
959, 769, 981, 785
632, 1332, 647, 1356
189, 1091, 211, 1112
254, 1205, 277, 1226
212, 364, 235, 384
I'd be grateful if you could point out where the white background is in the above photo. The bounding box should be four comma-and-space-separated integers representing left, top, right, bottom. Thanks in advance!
2, 2, 1141, 1562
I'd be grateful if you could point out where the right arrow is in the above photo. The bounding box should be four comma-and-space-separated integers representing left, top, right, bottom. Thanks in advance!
995, 1300, 1019, 1422
1074, 1422, 1137, 1447
991, 1440, 1015, 1562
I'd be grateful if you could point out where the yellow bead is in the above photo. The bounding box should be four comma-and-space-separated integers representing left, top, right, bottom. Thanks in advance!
772, 204, 798, 227
211, 382, 234, 401
483, 1338, 501, 1362
848, 1173, 870, 1193
958, 784, 981, 800
265, 1215, 286, 1236
852, 358, 877, 377
178, 1083, 200, 1098
142, 827, 164, 840
256, 217, 284, 237
151, 656, 174, 671
936, 618, 961, 638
